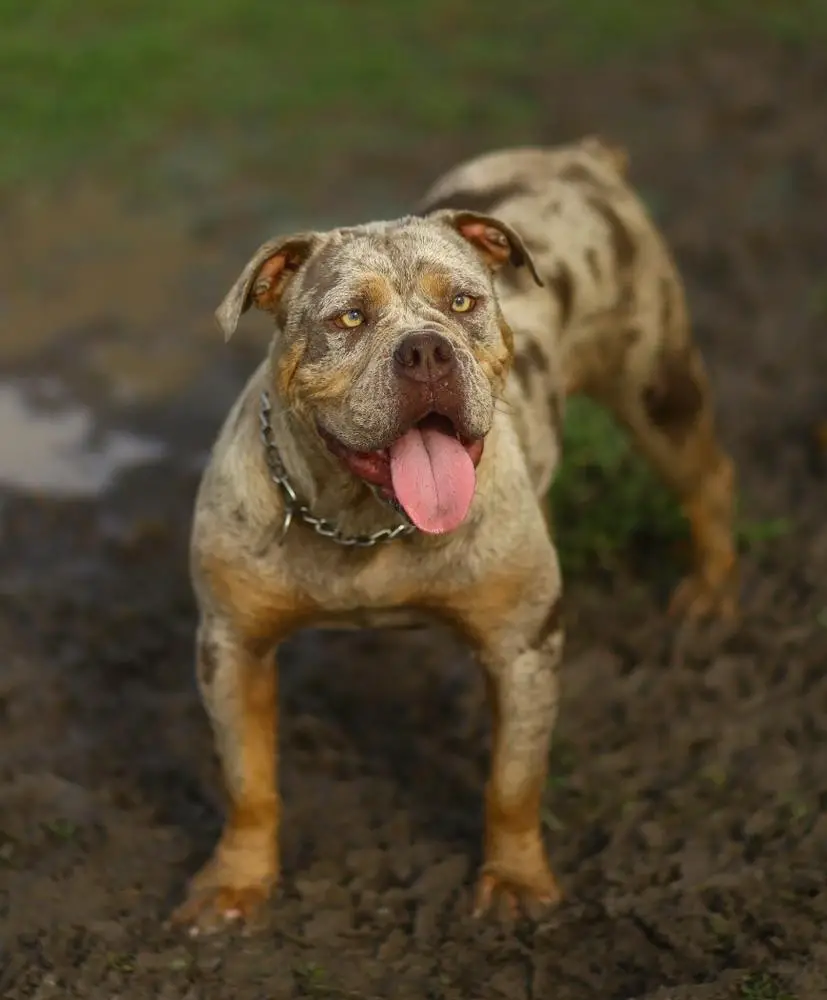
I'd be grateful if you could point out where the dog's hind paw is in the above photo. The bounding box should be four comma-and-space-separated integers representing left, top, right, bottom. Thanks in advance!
668, 571, 738, 622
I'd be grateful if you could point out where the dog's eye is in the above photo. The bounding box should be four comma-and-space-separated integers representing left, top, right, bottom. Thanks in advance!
336, 308, 365, 329
450, 293, 476, 314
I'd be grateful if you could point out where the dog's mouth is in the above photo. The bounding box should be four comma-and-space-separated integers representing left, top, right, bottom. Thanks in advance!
320, 413, 485, 535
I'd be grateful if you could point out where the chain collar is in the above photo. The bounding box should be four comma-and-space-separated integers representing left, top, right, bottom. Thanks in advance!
259, 391, 416, 548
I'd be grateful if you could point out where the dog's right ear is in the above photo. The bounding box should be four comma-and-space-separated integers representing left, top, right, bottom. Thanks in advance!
215, 233, 318, 341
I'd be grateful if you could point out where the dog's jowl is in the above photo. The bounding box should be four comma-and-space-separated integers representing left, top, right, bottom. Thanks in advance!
172, 137, 738, 934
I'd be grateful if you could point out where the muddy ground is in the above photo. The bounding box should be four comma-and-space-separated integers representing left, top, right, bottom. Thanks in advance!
2, 37, 827, 1000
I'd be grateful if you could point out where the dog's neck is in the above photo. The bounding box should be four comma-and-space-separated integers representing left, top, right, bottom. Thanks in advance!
261, 382, 412, 540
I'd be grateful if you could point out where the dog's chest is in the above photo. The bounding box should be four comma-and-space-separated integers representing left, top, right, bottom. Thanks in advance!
286, 539, 447, 616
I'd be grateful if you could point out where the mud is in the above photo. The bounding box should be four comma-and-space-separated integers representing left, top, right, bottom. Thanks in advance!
2, 39, 827, 1000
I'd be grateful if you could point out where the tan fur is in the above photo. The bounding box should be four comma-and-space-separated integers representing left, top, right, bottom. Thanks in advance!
172, 137, 738, 934
418, 268, 454, 302
174, 636, 281, 933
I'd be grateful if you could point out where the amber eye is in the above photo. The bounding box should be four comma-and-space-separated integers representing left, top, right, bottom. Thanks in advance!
336, 308, 365, 329
450, 293, 476, 314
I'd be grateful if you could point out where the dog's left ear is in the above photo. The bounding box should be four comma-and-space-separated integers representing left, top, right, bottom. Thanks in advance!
436, 210, 543, 288
215, 233, 319, 341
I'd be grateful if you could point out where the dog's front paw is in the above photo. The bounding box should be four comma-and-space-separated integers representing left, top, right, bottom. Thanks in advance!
668, 569, 738, 622
170, 856, 277, 937
472, 855, 562, 921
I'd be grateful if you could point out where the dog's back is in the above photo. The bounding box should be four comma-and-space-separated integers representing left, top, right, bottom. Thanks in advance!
416, 137, 691, 497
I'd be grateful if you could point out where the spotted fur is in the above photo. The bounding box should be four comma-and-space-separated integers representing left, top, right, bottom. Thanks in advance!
173, 136, 738, 935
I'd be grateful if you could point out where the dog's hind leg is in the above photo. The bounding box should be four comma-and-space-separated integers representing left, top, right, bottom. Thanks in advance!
562, 274, 738, 620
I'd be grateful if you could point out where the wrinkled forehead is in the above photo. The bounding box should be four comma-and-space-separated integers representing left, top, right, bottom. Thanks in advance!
299, 219, 489, 313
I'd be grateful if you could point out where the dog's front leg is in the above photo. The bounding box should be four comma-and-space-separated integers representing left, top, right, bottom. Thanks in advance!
172, 618, 279, 935
455, 580, 565, 919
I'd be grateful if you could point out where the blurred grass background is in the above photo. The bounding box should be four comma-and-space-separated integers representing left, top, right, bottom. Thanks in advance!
3, 0, 826, 189
1, 0, 804, 574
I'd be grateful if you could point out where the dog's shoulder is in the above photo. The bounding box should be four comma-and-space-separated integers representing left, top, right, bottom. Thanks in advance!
191, 361, 276, 552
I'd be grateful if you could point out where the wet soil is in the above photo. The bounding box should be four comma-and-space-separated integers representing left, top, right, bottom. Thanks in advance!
2, 38, 827, 1000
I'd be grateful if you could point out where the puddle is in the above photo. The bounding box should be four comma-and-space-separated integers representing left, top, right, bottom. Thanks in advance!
0, 380, 167, 496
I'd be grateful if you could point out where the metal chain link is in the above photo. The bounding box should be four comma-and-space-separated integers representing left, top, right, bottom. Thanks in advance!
259, 391, 416, 548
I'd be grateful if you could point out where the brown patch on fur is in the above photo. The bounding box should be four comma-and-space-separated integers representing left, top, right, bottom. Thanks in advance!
588, 197, 636, 270
622, 326, 642, 349
298, 364, 359, 406
199, 549, 315, 652
234, 655, 279, 827
416, 182, 529, 218
512, 353, 532, 391
465, 315, 514, 391
526, 339, 548, 371
358, 273, 394, 313
473, 339, 513, 393
443, 570, 539, 655
585, 248, 601, 280
547, 263, 575, 326
484, 769, 545, 841
685, 483, 736, 577
418, 269, 454, 303
563, 325, 641, 398
287, 342, 368, 412
642, 349, 704, 443
274, 339, 308, 405
662, 447, 737, 620
512, 339, 549, 390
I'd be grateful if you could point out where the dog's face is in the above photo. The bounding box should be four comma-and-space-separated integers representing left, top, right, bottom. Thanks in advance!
217, 212, 541, 533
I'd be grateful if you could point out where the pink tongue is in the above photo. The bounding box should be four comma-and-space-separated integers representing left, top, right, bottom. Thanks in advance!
389, 426, 476, 534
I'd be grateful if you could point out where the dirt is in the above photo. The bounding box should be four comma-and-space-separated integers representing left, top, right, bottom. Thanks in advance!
2, 37, 827, 1000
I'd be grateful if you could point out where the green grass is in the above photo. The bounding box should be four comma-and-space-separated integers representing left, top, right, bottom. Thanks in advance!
739, 972, 795, 1000
42, 817, 79, 841
3, 0, 827, 189
552, 399, 686, 577
551, 398, 789, 579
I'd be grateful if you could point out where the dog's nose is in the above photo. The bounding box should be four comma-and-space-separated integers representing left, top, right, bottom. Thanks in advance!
393, 332, 456, 383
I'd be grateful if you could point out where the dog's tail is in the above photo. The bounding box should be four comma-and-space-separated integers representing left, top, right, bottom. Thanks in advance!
578, 135, 630, 178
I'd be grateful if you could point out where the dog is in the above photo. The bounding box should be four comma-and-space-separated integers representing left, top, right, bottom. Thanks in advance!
171, 136, 737, 934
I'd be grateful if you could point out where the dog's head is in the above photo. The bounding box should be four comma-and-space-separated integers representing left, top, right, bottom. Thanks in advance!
216, 212, 541, 534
